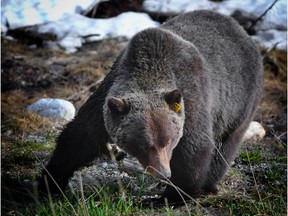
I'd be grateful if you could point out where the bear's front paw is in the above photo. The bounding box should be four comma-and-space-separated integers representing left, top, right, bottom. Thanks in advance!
202, 185, 219, 195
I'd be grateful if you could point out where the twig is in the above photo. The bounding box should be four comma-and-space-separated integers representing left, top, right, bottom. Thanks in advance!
248, 0, 279, 32
82, 34, 100, 39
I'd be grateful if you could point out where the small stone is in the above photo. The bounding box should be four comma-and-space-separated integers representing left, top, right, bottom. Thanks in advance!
27, 98, 75, 122
101, 162, 108, 169
14, 55, 24, 60
243, 121, 266, 141
23, 179, 31, 184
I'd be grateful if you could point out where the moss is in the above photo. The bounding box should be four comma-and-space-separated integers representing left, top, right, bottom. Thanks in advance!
12, 140, 55, 151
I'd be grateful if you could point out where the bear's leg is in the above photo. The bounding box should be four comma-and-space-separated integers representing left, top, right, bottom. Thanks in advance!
38, 52, 123, 195
38, 90, 110, 195
202, 122, 250, 193
161, 131, 214, 203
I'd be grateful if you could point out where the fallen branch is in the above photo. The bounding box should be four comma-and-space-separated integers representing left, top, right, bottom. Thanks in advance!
7, 25, 57, 46
120, 158, 144, 174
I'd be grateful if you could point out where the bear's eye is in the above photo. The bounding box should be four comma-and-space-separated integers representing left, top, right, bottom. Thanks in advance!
107, 97, 130, 114
164, 89, 182, 113
143, 144, 154, 151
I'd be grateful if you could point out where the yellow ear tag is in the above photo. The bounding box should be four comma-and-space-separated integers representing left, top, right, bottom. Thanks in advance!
173, 102, 182, 113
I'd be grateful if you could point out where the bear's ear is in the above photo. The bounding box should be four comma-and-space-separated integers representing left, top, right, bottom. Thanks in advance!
165, 89, 182, 104
108, 97, 129, 114
164, 89, 182, 113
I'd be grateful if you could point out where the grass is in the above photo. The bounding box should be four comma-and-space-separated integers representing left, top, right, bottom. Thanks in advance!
17, 182, 173, 216
197, 140, 287, 216
2, 136, 286, 215
2, 137, 56, 178
239, 147, 264, 164
11, 140, 55, 151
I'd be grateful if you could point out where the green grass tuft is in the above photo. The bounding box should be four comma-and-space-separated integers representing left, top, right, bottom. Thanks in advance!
239, 147, 264, 164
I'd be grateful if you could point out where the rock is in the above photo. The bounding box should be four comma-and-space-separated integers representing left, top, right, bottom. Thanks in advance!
27, 98, 75, 122
243, 121, 266, 141
101, 162, 108, 169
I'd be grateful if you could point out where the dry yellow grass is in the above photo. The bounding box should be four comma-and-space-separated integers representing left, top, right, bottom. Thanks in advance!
2, 90, 54, 143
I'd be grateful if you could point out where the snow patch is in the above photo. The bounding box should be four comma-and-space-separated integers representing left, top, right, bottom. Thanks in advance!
143, 0, 217, 15
252, 29, 287, 50
143, 0, 287, 50
2, 0, 286, 51
38, 12, 159, 53
1, 0, 101, 28
216, 0, 287, 31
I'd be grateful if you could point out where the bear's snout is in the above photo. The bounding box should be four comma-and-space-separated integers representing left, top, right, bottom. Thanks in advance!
146, 147, 172, 180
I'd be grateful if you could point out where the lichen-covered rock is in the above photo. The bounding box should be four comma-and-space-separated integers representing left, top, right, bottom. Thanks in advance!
27, 98, 75, 122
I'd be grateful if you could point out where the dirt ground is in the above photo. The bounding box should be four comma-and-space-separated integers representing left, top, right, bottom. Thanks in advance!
1, 33, 287, 215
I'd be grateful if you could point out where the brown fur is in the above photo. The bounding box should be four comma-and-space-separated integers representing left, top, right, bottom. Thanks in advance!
38, 11, 263, 204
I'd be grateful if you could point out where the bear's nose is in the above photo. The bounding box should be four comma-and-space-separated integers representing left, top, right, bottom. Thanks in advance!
162, 170, 171, 179
146, 166, 171, 180
156, 169, 171, 180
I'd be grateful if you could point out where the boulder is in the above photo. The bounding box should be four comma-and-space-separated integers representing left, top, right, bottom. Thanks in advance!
243, 121, 266, 141
27, 98, 75, 122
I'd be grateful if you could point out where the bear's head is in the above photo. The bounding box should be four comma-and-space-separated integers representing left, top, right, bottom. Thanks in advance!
103, 89, 185, 179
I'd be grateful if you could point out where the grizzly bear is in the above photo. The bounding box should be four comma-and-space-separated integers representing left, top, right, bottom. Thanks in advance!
38, 10, 263, 203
